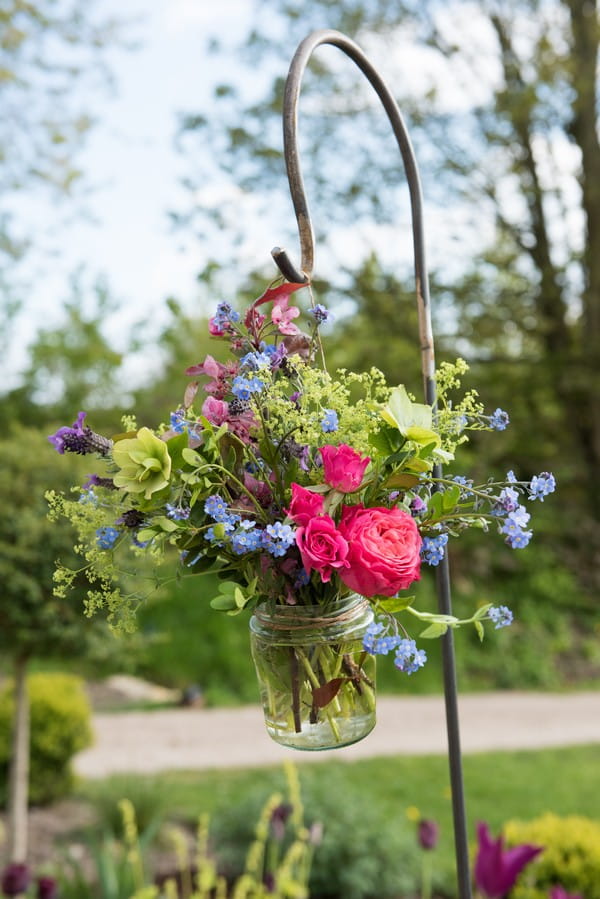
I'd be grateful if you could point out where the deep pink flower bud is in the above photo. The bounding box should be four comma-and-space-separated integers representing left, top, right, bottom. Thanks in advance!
1, 863, 31, 896
418, 818, 439, 850
37, 876, 59, 899
319, 444, 370, 493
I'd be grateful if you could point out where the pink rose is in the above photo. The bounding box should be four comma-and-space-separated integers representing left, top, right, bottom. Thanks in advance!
201, 396, 229, 426
320, 444, 371, 492
295, 515, 350, 583
338, 504, 422, 597
286, 483, 325, 526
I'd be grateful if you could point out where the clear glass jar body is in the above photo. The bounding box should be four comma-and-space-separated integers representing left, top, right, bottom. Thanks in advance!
249, 594, 376, 751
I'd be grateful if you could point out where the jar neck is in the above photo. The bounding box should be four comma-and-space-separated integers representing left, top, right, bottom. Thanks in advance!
250, 593, 372, 640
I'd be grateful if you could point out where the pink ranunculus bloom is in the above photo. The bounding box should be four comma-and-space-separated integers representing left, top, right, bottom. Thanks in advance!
295, 515, 350, 583
201, 396, 229, 426
337, 504, 422, 597
286, 483, 325, 526
474, 821, 543, 899
320, 444, 371, 492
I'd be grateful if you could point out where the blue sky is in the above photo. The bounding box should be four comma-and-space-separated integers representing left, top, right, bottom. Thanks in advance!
14, 0, 257, 383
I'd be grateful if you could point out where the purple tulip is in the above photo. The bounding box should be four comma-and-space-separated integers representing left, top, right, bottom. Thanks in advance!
37, 877, 59, 899
417, 818, 439, 850
474, 821, 543, 898
1, 862, 31, 896
548, 889, 582, 899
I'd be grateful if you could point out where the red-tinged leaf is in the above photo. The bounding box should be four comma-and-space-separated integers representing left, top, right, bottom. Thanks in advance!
253, 282, 306, 307
183, 381, 199, 409
311, 677, 346, 708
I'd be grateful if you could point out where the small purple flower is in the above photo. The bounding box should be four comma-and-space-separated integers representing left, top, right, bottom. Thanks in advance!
410, 495, 427, 515
270, 802, 293, 841
320, 409, 339, 432
48, 412, 112, 456
474, 821, 542, 898
417, 818, 439, 850
1, 863, 31, 896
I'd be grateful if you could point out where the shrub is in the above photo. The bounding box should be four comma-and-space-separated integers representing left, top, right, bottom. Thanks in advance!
0, 673, 92, 806
505, 812, 600, 899
211, 769, 425, 899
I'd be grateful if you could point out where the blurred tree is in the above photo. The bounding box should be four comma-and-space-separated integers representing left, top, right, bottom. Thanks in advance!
0, 427, 114, 861
0, 270, 138, 430
174, 0, 600, 585
0, 0, 125, 374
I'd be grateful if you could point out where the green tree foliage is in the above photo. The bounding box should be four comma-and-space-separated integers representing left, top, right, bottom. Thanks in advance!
0, 426, 112, 859
174, 0, 600, 590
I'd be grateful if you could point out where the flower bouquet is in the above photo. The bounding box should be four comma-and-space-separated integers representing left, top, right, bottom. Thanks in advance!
48, 278, 555, 750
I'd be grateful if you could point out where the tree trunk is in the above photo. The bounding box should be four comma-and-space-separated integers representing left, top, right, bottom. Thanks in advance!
7, 656, 30, 862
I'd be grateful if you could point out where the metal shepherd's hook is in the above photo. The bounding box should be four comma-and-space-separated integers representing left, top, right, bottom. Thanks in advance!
272, 29, 472, 898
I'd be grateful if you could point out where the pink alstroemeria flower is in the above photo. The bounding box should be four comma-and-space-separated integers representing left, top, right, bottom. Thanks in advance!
271, 294, 301, 335
474, 821, 543, 898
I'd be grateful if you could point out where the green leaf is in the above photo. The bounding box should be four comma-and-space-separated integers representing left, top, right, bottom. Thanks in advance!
376, 595, 415, 613
420, 621, 449, 639
427, 492, 444, 518
442, 484, 461, 511
210, 594, 237, 611
155, 516, 179, 533
182, 447, 203, 466
473, 603, 493, 620
234, 587, 248, 609
383, 472, 420, 489
136, 528, 157, 543
474, 620, 485, 642
218, 581, 238, 595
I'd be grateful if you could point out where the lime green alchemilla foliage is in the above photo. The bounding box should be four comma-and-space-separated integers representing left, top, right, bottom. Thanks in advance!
48, 279, 555, 681
113, 427, 172, 499
505, 813, 600, 899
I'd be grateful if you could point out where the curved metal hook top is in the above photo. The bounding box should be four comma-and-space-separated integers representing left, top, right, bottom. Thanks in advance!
272, 28, 435, 383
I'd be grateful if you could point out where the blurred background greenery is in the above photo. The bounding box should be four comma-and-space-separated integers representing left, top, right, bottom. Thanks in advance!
2, 0, 599, 703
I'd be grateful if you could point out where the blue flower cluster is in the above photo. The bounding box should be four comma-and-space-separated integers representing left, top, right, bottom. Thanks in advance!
489, 408, 510, 430
203, 494, 296, 558
421, 532, 449, 566
96, 526, 119, 550
363, 622, 428, 675
213, 301, 240, 330
488, 605, 513, 629
239, 351, 272, 371
232, 376, 264, 401
491, 471, 556, 549
309, 304, 332, 324
166, 503, 190, 521
321, 409, 339, 432
528, 471, 556, 501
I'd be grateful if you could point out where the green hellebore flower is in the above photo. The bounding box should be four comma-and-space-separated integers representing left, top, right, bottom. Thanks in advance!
112, 427, 172, 500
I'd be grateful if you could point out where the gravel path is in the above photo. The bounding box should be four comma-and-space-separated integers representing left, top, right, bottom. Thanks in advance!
74, 691, 600, 778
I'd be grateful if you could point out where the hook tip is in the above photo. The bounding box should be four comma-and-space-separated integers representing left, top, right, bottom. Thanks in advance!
271, 247, 310, 284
